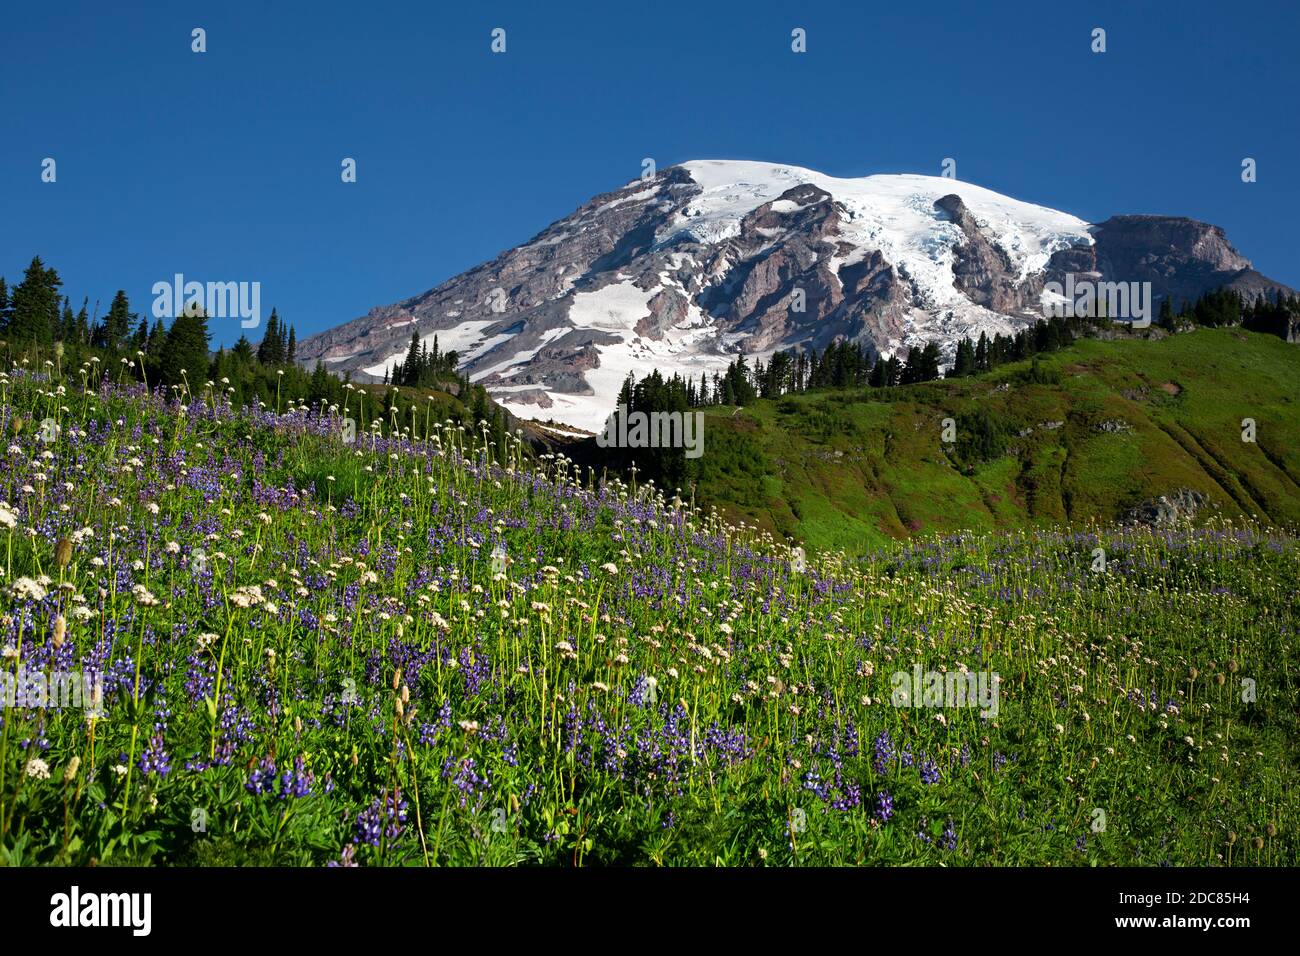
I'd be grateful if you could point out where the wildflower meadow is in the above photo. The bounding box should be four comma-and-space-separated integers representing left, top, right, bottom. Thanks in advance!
0, 361, 1295, 866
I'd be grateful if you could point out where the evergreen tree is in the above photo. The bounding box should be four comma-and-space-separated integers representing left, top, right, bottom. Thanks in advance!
900, 346, 922, 385
159, 306, 211, 387
60, 300, 77, 343
470, 385, 488, 426
310, 360, 331, 403
75, 300, 90, 345
617, 372, 635, 409
952, 337, 975, 377
886, 355, 902, 387
0, 278, 9, 335
1158, 297, 1174, 331
868, 356, 887, 388
1011, 330, 1028, 361
131, 317, 149, 353
401, 331, 421, 386
920, 342, 941, 381
287, 325, 297, 363
490, 406, 509, 466
723, 355, 757, 405
721, 376, 736, 405
258, 309, 283, 365
8, 256, 62, 347
100, 290, 134, 352
146, 319, 167, 354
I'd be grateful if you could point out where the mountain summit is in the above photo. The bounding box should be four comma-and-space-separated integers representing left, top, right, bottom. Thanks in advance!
296, 160, 1292, 431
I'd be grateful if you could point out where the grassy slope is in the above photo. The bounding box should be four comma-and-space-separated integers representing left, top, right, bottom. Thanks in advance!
691, 329, 1300, 553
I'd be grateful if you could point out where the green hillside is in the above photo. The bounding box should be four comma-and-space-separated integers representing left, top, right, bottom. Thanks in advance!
682, 329, 1300, 552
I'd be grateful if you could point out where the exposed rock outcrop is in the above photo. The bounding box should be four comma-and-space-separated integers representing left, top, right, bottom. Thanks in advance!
1124, 488, 1209, 526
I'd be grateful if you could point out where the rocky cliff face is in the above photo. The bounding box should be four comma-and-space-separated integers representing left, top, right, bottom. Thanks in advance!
1057, 216, 1285, 309
296, 160, 1294, 431
935, 193, 1037, 314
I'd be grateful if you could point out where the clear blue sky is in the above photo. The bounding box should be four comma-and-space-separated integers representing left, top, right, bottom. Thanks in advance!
2, 0, 1296, 348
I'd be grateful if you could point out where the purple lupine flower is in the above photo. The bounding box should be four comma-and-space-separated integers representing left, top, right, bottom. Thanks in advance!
942, 818, 957, 850
444, 756, 492, 809
629, 675, 655, 708
875, 790, 894, 823
872, 730, 893, 775
802, 767, 830, 802
353, 792, 409, 847
278, 755, 313, 799
919, 756, 941, 785
327, 843, 358, 867
245, 757, 277, 795
138, 733, 172, 777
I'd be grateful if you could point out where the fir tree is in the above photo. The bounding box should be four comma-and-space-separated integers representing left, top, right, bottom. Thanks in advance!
258, 309, 283, 365
75, 300, 90, 345
868, 356, 887, 387
886, 355, 902, 387
147, 319, 167, 354
470, 385, 488, 426
401, 331, 421, 386
8, 256, 62, 346
900, 346, 923, 385
131, 317, 149, 353
101, 290, 133, 352
1158, 297, 1174, 331
952, 337, 976, 377
919, 342, 942, 381
60, 299, 76, 343
490, 406, 509, 466
159, 306, 211, 387
310, 360, 331, 402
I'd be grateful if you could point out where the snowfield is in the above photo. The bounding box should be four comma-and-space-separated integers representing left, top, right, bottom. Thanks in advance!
676, 160, 1093, 304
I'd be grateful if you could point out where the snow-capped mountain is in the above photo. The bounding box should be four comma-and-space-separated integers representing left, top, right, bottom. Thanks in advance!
296, 160, 1293, 432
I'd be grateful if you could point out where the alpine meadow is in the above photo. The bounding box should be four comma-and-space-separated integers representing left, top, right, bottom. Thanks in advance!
0, 336, 1295, 866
